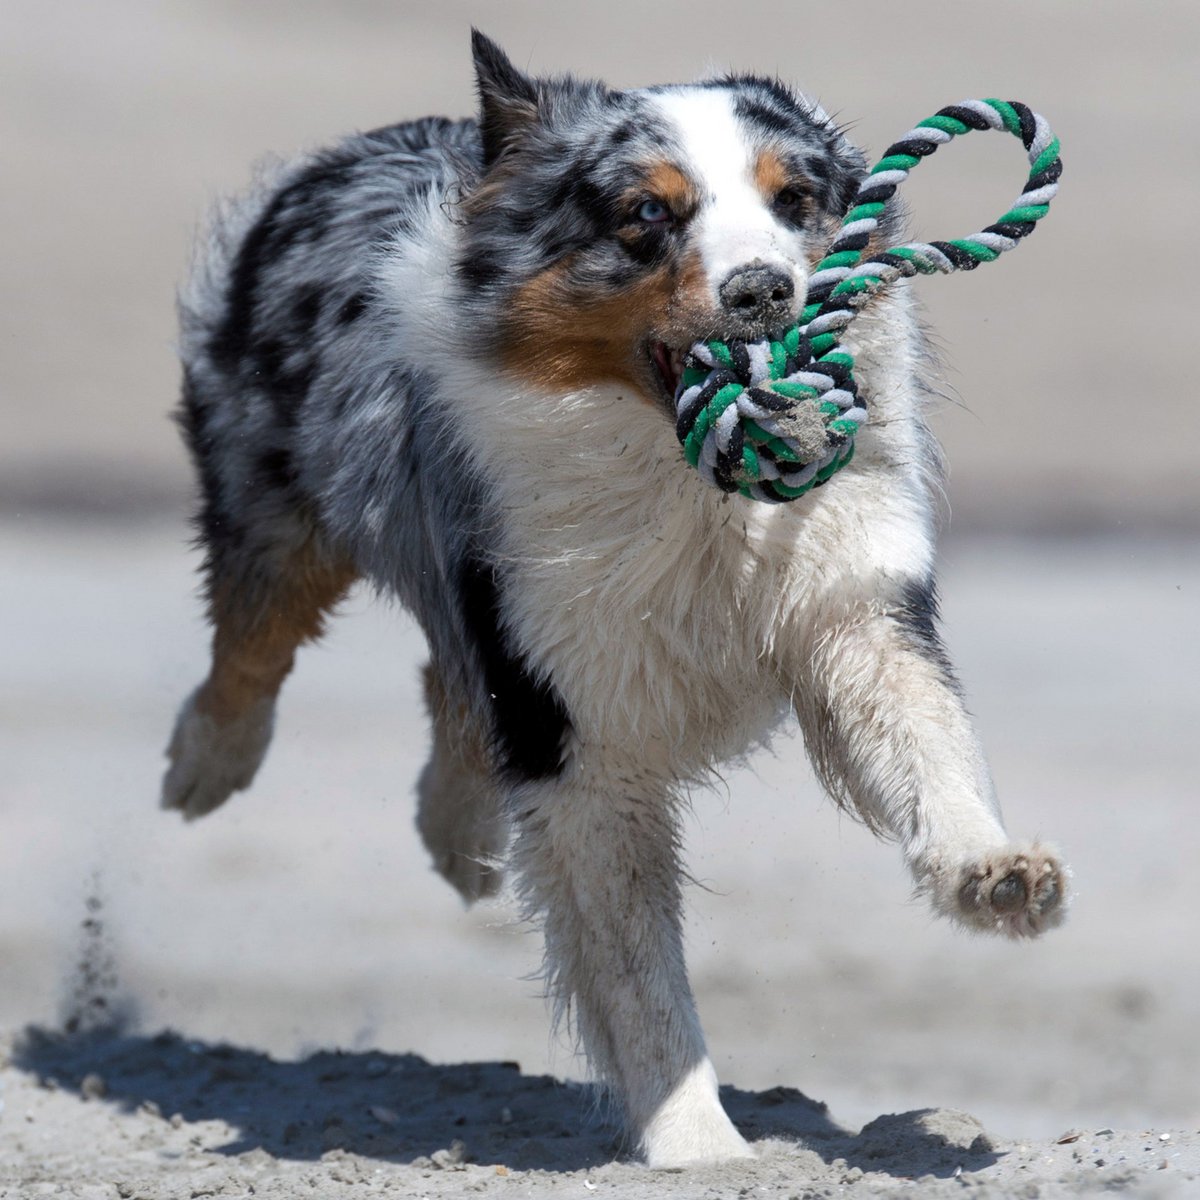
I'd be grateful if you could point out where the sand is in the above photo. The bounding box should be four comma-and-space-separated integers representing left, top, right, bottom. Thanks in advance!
4, 1027, 1196, 1198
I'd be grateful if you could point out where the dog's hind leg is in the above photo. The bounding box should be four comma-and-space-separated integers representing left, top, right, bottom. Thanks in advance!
162, 537, 357, 820
415, 663, 508, 902
513, 772, 752, 1167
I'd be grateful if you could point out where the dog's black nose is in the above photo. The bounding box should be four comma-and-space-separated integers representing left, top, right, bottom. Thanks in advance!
718, 264, 796, 332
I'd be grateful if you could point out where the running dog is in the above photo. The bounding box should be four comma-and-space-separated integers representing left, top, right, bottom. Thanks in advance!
162, 31, 1067, 1166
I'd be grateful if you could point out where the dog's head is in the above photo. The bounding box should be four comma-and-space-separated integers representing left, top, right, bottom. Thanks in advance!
456, 31, 868, 405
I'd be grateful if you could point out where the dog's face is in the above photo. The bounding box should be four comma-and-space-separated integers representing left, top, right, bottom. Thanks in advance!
457, 32, 866, 404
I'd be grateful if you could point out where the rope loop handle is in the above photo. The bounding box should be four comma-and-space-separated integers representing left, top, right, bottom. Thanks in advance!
674, 99, 1062, 503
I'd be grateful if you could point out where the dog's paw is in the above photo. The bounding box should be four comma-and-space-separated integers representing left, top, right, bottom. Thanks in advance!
416, 759, 507, 904
427, 843, 506, 904
936, 844, 1067, 938
644, 1116, 754, 1169
161, 690, 274, 820
639, 1063, 756, 1168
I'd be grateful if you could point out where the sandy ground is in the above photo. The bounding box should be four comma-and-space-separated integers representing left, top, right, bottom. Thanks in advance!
2, 518, 1198, 1197
4, 1, 1200, 1195
3, 1033, 1197, 1200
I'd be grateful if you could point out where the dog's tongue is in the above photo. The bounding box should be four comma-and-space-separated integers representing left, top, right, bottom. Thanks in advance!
652, 341, 685, 398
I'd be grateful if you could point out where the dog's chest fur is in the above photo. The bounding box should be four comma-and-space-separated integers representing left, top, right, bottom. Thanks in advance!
376, 202, 936, 776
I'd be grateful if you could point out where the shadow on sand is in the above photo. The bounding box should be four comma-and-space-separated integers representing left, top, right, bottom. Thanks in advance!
12, 1025, 999, 1177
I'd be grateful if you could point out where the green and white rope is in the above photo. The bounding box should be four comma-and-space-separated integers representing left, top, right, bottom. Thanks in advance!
675, 98, 1063, 503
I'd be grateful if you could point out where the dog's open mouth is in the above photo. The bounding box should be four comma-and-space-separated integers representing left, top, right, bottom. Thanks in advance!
650, 341, 688, 403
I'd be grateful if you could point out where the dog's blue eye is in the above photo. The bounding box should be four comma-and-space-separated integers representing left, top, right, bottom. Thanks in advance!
638, 199, 671, 224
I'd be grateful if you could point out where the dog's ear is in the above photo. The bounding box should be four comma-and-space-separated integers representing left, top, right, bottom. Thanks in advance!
471, 30, 539, 170
796, 94, 867, 216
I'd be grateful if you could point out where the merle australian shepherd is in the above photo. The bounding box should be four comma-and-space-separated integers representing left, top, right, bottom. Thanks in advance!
163, 32, 1066, 1166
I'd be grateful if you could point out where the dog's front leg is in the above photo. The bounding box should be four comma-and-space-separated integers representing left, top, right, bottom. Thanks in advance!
787, 573, 1067, 938
512, 772, 752, 1167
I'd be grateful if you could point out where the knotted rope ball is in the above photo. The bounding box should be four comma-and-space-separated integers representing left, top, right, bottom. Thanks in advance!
675, 99, 1062, 503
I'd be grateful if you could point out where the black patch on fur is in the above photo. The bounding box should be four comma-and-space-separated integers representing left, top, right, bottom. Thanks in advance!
543, 162, 607, 226
336, 292, 369, 324
253, 339, 316, 424
803, 153, 831, 180
459, 249, 503, 290
175, 367, 251, 567
606, 119, 635, 148
209, 119, 473, 373
256, 446, 299, 491
569, 175, 612, 228
177, 369, 224, 543
209, 164, 348, 371
894, 577, 960, 690
618, 225, 672, 270
459, 555, 571, 780
291, 286, 323, 334
506, 206, 544, 237
734, 96, 796, 137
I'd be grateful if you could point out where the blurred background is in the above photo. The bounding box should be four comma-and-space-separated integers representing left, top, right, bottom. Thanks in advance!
2, 0, 1197, 1142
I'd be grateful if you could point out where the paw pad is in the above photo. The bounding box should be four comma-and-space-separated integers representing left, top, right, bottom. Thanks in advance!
989, 873, 1028, 914
953, 846, 1067, 938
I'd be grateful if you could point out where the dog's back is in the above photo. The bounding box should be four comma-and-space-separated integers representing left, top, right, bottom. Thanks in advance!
178, 115, 478, 568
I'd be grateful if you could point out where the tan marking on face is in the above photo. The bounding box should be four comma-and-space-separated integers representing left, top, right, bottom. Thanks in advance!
753, 148, 793, 203
501, 247, 714, 399
641, 160, 702, 218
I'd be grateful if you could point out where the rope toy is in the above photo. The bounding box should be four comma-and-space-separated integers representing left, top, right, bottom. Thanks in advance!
675, 99, 1062, 503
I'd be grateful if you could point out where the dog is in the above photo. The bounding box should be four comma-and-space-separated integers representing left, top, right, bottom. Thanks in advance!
162, 31, 1067, 1167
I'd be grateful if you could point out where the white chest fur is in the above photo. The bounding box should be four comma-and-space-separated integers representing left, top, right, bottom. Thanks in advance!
381, 209, 937, 779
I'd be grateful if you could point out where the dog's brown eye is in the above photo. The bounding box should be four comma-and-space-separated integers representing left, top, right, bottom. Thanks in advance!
773, 187, 807, 219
